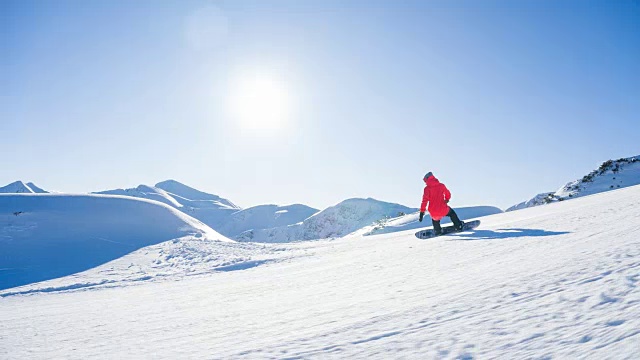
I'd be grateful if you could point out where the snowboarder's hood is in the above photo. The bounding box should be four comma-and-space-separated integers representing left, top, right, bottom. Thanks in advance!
425, 175, 441, 186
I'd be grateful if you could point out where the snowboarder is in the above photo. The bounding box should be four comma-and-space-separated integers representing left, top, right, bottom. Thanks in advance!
419, 172, 464, 235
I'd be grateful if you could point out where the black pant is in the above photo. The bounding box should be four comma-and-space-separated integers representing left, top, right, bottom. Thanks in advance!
432, 207, 463, 233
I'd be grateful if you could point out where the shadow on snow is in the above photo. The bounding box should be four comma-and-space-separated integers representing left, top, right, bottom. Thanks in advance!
448, 228, 570, 241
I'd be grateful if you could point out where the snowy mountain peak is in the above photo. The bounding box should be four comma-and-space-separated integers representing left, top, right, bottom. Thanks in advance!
508, 155, 640, 211
25, 182, 48, 193
155, 180, 239, 209
556, 156, 640, 197
0, 181, 47, 194
95, 185, 184, 208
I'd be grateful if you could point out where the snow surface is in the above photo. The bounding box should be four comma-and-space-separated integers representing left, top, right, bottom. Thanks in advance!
508, 155, 640, 211
1, 185, 639, 359
0, 194, 229, 290
235, 197, 417, 242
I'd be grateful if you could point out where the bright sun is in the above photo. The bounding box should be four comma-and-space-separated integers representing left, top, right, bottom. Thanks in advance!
229, 72, 291, 132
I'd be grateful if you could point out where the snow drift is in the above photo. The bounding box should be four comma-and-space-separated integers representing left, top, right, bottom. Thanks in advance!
0, 193, 228, 290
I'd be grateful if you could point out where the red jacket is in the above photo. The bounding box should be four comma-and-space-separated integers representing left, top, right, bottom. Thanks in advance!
420, 175, 451, 221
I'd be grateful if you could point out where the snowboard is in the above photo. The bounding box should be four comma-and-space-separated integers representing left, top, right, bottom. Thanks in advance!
414, 220, 481, 239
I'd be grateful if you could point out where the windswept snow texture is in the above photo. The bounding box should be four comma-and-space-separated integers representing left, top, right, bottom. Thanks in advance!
0, 181, 47, 194
508, 155, 640, 211
359, 205, 503, 236
1, 185, 639, 359
0, 194, 228, 290
236, 198, 417, 242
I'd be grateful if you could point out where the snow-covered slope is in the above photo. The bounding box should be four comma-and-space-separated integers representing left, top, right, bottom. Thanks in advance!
96, 185, 184, 208
508, 155, 640, 211
215, 204, 319, 237
0, 193, 228, 290
94, 181, 321, 238
25, 182, 48, 193
0, 181, 47, 194
155, 179, 239, 210
95, 180, 242, 232
1, 185, 638, 359
358, 205, 503, 236
507, 192, 556, 212
236, 198, 417, 242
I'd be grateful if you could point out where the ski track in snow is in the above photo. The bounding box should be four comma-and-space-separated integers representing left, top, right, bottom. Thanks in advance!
1, 186, 640, 359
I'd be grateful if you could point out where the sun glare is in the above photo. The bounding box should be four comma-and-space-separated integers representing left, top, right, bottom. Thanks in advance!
229, 72, 291, 132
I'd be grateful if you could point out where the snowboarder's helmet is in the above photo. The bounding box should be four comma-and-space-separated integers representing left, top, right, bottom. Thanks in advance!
423, 172, 433, 181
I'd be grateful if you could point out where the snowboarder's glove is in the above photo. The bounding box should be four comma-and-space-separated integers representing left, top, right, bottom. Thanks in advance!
419, 212, 424, 222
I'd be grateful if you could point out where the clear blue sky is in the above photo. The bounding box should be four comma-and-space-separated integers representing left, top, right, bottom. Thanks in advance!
2, 0, 639, 210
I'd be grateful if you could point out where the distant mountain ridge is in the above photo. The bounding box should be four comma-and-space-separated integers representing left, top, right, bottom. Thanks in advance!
0, 179, 320, 238
0, 181, 48, 194
155, 180, 240, 210
235, 198, 417, 243
96, 184, 185, 208
1, 179, 503, 243
93, 180, 321, 238
508, 155, 640, 211
216, 204, 319, 237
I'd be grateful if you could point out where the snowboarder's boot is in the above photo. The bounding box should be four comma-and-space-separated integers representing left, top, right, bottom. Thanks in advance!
432, 219, 443, 235
447, 208, 464, 231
